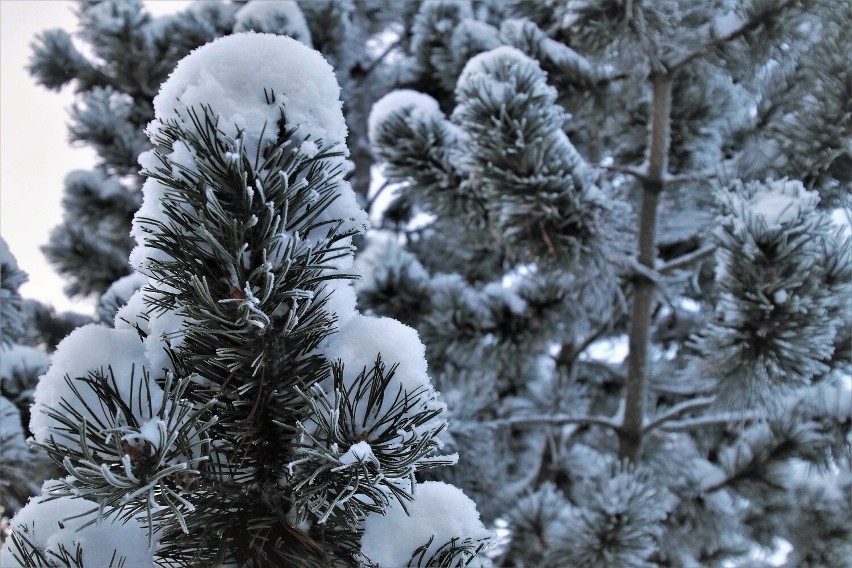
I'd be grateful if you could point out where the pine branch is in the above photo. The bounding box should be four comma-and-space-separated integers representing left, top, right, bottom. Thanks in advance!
641, 396, 715, 434
657, 244, 717, 275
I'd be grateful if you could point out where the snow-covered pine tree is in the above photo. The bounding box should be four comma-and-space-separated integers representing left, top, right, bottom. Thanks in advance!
0, 238, 53, 529
359, 0, 851, 565
1, 33, 490, 567
29, 0, 405, 310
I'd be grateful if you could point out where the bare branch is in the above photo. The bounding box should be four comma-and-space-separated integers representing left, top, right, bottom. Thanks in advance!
661, 411, 759, 433
364, 180, 391, 215
629, 257, 662, 284
658, 244, 717, 275
642, 396, 715, 434
664, 170, 719, 186
481, 414, 622, 433
358, 37, 403, 78
602, 163, 647, 181
556, 322, 611, 368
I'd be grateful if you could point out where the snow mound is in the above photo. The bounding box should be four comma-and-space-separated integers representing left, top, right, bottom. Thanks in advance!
360, 481, 492, 566
0, 494, 154, 568
30, 324, 162, 450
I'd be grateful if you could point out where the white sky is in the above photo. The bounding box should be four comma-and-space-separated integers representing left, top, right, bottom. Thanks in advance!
0, 0, 189, 315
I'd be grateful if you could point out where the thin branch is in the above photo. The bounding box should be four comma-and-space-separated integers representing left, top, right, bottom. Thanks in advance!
364, 180, 391, 215
481, 414, 621, 433
664, 170, 719, 186
642, 396, 715, 434
658, 244, 717, 275
667, 0, 799, 71
629, 257, 662, 283
556, 322, 610, 368
661, 411, 758, 433
602, 163, 648, 181
358, 37, 403, 78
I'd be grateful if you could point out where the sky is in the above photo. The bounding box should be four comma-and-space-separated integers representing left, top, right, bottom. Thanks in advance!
0, 0, 189, 315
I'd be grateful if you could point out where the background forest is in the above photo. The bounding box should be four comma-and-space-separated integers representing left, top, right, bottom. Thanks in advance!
1, 0, 849, 567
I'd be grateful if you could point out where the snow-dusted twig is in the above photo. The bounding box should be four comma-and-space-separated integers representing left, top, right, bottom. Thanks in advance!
365, 180, 391, 215
658, 244, 717, 275
641, 396, 715, 434
629, 257, 662, 284
555, 322, 611, 368
603, 163, 648, 181
481, 413, 621, 432
660, 411, 758, 433
664, 170, 719, 186
358, 37, 403, 78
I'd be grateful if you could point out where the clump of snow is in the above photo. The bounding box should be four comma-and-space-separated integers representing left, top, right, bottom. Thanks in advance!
368, 89, 441, 143
320, 314, 445, 424
483, 281, 527, 314
0, 494, 154, 568
115, 287, 151, 332
30, 324, 162, 451
322, 314, 429, 391
725, 179, 820, 231
233, 1, 312, 47
338, 440, 377, 466
151, 33, 346, 155
316, 278, 358, 329
714, 11, 744, 38
360, 481, 492, 566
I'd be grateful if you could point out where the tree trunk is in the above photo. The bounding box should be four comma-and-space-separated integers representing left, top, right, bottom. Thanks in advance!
619, 73, 672, 462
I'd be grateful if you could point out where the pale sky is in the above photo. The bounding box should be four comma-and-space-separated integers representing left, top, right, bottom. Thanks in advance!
1, 0, 189, 315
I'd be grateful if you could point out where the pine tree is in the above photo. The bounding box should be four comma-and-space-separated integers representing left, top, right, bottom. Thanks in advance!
1, 34, 490, 567
0, 238, 54, 530
29, 0, 404, 306
359, 0, 851, 565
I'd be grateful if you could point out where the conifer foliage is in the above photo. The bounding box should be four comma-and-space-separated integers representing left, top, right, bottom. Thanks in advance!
28, 0, 404, 308
4, 1, 850, 567
359, 0, 851, 566
2, 34, 489, 567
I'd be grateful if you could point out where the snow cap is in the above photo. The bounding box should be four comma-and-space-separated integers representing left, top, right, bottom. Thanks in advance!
233, 0, 312, 46
368, 89, 441, 143
150, 32, 346, 154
